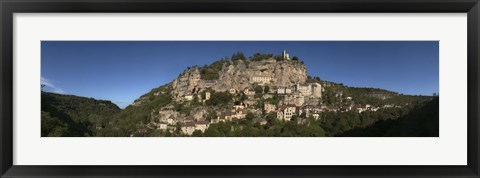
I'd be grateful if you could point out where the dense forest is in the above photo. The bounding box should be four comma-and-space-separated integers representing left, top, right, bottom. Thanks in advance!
338, 97, 439, 137
41, 92, 121, 137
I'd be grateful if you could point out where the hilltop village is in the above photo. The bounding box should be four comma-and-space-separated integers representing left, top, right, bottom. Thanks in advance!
130, 51, 404, 136
41, 51, 438, 137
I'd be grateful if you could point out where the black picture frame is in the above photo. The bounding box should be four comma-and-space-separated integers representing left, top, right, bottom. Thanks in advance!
1, 0, 479, 177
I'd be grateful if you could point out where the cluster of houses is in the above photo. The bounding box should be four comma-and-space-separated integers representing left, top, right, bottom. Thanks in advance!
150, 51, 403, 136
153, 79, 402, 135
183, 91, 211, 102
178, 120, 209, 135
152, 119, 210, 135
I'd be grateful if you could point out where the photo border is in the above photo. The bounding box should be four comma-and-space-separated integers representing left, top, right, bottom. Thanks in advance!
1, 0, 479, 177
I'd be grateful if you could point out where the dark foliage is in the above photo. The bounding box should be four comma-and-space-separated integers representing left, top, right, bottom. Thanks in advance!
250, 53, 273, 61
338, 97, 439, 137
41, 92, 121, 137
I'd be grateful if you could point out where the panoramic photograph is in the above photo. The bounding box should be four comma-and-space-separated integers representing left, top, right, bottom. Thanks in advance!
41, 41, 439, 137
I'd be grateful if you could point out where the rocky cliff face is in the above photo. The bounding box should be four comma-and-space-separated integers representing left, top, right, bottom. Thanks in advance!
172, 59, 307, 97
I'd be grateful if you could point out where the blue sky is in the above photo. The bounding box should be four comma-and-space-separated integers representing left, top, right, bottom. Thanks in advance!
41, 41, 439, 109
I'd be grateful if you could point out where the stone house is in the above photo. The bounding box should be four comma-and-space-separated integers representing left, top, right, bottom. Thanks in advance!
251, 75, 272, 85
296, 83, 312, 96
262, 94, 273, 99
233, 109, 247, 119
201, 80, 217, 88
277, 105, 297, 121
233, 104, 245, 110
277, 87, 292, 95
205, 92, 211, 100
264, 103, 276, 113
293, 94, 305, 106
157, 123, 168, 130
218, 110, 234, 122
218, 109, 247, 122
311, 82, 322, 98
185, 95, 194, 101
357, 107, 367, 113
181, 122, 196, 135
243, 88, 256, 96
283, 92, 305, 106
243, 99, 258, 107
195, 121, 209, 133
167, 116, 176, 125
295, 82, 322, 98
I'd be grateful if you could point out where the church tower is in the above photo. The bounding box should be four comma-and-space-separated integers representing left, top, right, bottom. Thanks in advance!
282, 50, 290, 60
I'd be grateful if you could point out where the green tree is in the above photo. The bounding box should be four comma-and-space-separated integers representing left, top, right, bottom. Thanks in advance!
231, 52, 246, 61
254, 85, 263, 94
264, 86, 270, 93
206, 111, 218, 122
191, 130, 203, 137
245, 112, 255, 121
205, 92, 232, 106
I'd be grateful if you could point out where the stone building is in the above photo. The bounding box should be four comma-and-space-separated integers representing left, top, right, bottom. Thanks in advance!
295, 82, 322, 98
243, 99, 258, 107
217, 109, 246, 122
243, 88, 256, 96
311, 83, 322, 98
296, 83, 312, 96
185, 95, 193, 101
205, 91, 211, 100
283, 92, 305, 106
233, 104, 246, 110
264, 103, 276, 113
167, 116, 176, 125
195, 121, 209, 133
293, 94, 305, 106
181, 122, 196, 135
251, 76, 272, 85
282, 50, 290, 60
277, 105, 297, 121
277, 87, 292, 95
157, 123, 168, 130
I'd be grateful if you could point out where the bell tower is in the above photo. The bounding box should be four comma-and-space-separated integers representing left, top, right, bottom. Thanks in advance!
282, 50, 290, 60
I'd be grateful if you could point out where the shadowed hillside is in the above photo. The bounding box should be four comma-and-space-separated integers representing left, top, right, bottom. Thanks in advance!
41, 92, 121, 137
337, 97, 439, 137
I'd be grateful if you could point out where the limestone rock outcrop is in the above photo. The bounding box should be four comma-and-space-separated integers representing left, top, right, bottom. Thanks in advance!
172, 59, 307, 97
